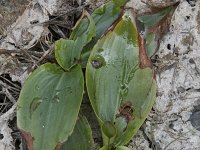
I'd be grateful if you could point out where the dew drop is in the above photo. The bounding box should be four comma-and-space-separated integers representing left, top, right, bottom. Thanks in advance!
120, 84, 129, 97
55, 90, 62, 95
30, 97, 43, 118
35, 85, 39, 91
52, 90, 61, 103
91, 55, 106, 69
52, 95, 60, 103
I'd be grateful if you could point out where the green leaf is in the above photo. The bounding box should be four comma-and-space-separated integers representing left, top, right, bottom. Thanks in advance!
137, 5, 177, 57
17, 63, 84, 150
86, 10, 157, 146
137, 6, 174, 28
70, 0, 127, 67
77, 10, 96, 44
116, 146, 131, 150
70, 0, 127, 40
114, 68, 156, 146
55, 11, 96, 71
102, 121, 116, 139
99, 146, 109, 150
145, 33, 157, 57
113, 0, 127, 13
55, 39, 82, 71
86, 10, 139, 123
60, 116, 93, 150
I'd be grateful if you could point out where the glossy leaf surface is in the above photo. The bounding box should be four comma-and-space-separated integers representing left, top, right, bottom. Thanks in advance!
60, 116, 93, 150
102, 121, 116, 139
17, 63, 84, 150
86, 10, 139, 123
86, 10, 157, 146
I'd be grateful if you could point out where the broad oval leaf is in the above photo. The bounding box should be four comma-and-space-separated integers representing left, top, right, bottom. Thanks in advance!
86, 10, 157, 146
17, 63, 84, 150
86, 10, 139, 123
60, 116, 93, 150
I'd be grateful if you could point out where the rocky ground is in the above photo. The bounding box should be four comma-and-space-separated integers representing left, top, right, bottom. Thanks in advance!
0, 0, 200, 149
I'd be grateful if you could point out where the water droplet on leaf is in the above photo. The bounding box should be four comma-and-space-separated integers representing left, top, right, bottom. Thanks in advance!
30, 97, 43, 118
52, 90, 61, 103
52, 95, 60, 103
120, 84, 129, 97
55, 90, 62, 95
35, 85, 39, 91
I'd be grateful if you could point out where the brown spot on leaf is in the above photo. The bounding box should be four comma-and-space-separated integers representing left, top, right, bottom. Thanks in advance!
117, 102, 134, 123
21, 131, 33, 150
